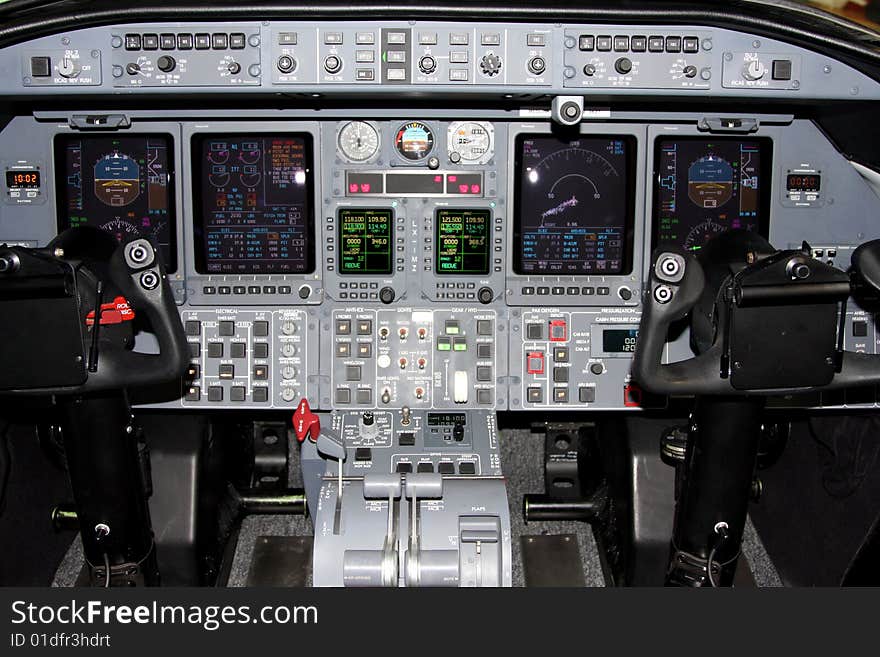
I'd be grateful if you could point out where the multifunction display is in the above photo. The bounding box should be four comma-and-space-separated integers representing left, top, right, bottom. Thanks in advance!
654, 138, 770, 251
435, 209, 491, 275
338, 208, 394, 275
514, 134, 634, 275
193, 134, 314, 274
56, 134, 176, 270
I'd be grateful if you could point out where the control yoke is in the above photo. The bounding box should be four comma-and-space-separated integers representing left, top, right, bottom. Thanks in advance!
633, 233, 880, 396
0, 227, 188, 395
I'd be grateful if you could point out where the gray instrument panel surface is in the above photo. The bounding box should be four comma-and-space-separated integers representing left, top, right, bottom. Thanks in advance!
3, 112, 880, 410
0, 21, 878, 100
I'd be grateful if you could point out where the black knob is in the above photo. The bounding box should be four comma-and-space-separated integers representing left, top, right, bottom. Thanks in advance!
583, 63, 596, 76
156, 55, 175, 73
419, 55, 437, 74
528, 56, 546, 75
277, 55, 296, 74
0, 253, 20, 274
480, 53, 502, 77
379, 287, 395, 304
324, 55, 342, 74
618, 286, 633, 301
614, 57, 633, 75
227, 61, 241, 75
590, 362, 604, 375
683, 64, 697, 78
453, 423, 464, 442
478, 286, 494, 304
125, 62, 141, 75
362, 411, 374, 426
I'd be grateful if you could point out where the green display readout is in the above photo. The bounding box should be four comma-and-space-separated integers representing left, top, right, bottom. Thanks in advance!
435, 208, 491, 275
338, 208, 393, 275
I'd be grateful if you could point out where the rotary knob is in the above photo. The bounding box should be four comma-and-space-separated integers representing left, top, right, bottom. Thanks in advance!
157, 55, 176, 73
419, 55, 437, 74
742, 60, 766, 81
324, 55, 342, 75
479, 52, 502, 77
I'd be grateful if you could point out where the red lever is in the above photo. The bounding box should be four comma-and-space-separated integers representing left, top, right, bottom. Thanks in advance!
293, 398, 320, 443
85, 296, 135, 326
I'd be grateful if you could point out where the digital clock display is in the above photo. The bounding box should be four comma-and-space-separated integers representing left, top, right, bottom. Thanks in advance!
786, 174, 821, 193
6, 170, 40, 188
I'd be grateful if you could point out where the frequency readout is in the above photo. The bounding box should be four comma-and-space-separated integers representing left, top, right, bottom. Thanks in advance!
196, 134, 313, 274
435, 209, 491, 275
338, 208, 393, 274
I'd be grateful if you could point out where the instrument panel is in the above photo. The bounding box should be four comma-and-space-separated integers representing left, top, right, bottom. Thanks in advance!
2, 19, 880, 414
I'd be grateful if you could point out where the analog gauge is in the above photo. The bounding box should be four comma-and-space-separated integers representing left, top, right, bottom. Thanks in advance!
394, 121, 434, 161
101, 218, 140, 242
684, 220, 726, 251
448, 121, 494, 164
337, 121, 380, 162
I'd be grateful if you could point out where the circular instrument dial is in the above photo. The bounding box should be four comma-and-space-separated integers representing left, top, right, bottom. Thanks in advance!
684, 220, 726, 251
337, 121, 380, 162
394, 121, 434, 161
101, 218, 141, 242
448, 121, 494, 164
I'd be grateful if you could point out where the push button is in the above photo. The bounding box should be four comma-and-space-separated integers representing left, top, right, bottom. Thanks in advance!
526, 323, 543, 340
526, 352, 545, 375
207, 386, 223, 402
207, 343, 224, 358
853, 320, 868, 337
458, 462, 476, 475
252, 388, 268, 403
230, 386, 246, 402
219, 364, 235, 379
253, 321, 269, 337
185, 320, 201, 336
253, 343, 269, 359
396, 462, 413, 474
438, 462, 455, 475
230, 342, 246, 358
417, 462, 434, 473
527, 387, 543, 403
219, 321, 235, 336
30, 56, 51, 77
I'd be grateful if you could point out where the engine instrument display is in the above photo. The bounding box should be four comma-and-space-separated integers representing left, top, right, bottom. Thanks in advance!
513, 134, 635, 275
193, 134, 314, 274
435, 208, 491, 275
55, 134, 176, 270
653, 137, 771, 251
338, 208, 394, 275
395, 121, 434, 161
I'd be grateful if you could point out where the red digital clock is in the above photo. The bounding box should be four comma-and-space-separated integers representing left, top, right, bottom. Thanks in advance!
5, 170, 40, 189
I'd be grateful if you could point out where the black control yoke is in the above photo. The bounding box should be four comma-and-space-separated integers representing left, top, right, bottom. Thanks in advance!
633, 233, 880, 397
0, 227, 188, 395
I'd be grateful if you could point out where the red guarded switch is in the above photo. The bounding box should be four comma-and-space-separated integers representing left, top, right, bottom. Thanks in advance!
549, 319, 567, 342
293, 398, 320, 443
526, 351, 545, 375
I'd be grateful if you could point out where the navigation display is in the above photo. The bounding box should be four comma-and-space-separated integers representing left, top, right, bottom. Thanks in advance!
193, 134, 314, 274
653, 137, 771, 251
56, 134, 176, 271
435, 209, 491, 275
514, 134, 635, 275
338, 208, 393, 275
